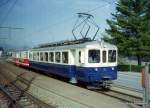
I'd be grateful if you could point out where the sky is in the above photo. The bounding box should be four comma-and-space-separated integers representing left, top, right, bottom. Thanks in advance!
0, 0, 116, 49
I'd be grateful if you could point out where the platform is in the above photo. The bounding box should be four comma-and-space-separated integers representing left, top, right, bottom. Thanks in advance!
0, 60, 130, 108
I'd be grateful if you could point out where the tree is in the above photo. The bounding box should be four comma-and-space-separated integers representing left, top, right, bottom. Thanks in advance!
105, 0, 150, 65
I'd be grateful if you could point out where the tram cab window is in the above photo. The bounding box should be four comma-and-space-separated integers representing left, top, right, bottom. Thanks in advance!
40, 52, 44, 61
44, 52, 48, 62
88, 50, 100, 63
62, 52, 68, 64
108, 50, 116, 62
55, 52, 61, 63
49, 52, 54, 62
102, 51, 106, 63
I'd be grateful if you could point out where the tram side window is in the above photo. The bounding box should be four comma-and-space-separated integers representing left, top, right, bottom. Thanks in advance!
40, 52, 44, 61
16, 53, 19, 58
21, 52, 24, 58
102, 51, 106, 63
108, 50, 116, 62
55, 52, 61, 63
22, 52, 27, 58
25, 52, 28, 58
44, 52, 48, 62
88, 50, 100, 63
29, 52, 33, 60
19, 52, 21, 58
79, 51, 81, 63
33, 52, 39, 61
62, 52, 68, 64
37, 52, 39, 61
49, 52, 54, 62
33, 52, 36, 60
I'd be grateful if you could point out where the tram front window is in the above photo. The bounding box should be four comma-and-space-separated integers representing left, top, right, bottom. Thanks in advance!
88, 50, 100, 63
108, 50, 116, 62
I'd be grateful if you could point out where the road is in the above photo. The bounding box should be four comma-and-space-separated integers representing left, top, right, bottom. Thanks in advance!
113, 71, 150, 91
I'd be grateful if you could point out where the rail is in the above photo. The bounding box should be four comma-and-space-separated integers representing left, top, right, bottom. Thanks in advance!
0, 73, 54, 108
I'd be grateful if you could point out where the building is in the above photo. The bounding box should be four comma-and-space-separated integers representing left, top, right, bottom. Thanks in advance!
0, 47, 4, 57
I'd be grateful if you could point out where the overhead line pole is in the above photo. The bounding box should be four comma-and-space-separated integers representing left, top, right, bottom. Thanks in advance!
0, 26, 24, 50
0, 26, 24, 39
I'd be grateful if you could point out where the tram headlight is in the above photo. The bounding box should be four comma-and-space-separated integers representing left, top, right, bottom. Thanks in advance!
95, 68, 98, 71
112, 67, 114, 70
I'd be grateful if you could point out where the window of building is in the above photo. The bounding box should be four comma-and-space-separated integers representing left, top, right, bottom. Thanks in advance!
40, 52, 44, 61
49, 52, 54, 62
55, 52, 61, 63
88, 50, 100, 63
108, 50, 116, 62
62, 52, 68, 64
103, 51, 106, 63
44, 52, 48, 61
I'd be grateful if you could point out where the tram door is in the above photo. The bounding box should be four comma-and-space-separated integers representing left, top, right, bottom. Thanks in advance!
69, 49, 77, 83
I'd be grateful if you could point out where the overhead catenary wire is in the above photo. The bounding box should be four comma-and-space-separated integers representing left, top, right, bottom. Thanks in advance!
27, 0, 115, 37
27, 15, 76, 37
0, 0, 18, 26
86, 0, 115, 13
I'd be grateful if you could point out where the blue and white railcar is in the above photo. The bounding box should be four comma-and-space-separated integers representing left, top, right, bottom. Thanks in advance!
29, 40, 117, 87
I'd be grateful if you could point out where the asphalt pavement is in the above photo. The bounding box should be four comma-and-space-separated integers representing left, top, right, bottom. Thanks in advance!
113, 71, 150, 91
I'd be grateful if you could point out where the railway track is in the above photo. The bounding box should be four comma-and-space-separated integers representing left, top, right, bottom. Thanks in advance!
0, 73, 54, 108
97, 89, 142, 106
88, 85, 150, 108
1, 60, 149, 107
85, 86, 144, 107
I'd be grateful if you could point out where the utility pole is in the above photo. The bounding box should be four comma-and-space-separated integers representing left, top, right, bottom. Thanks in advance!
141, 63, 149, 108
0, 26, 24, 39
0, 26, 24, 50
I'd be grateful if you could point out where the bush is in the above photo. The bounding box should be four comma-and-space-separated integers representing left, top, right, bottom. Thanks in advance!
118, 64, 142, 72
118, 64, 150, 73
118, 65, 130, 71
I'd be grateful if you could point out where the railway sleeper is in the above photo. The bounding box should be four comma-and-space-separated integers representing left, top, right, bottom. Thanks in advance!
87, 80, 112, 90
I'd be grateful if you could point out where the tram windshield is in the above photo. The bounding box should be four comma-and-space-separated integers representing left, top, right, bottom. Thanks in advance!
108, 50, 116, 62
88, 50, 100, 63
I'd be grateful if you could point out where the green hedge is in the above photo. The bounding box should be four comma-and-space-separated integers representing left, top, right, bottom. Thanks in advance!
118, 64, 150, 73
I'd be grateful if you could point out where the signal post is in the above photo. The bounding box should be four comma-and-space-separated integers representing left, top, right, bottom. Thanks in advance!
141, 63, 149, 108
